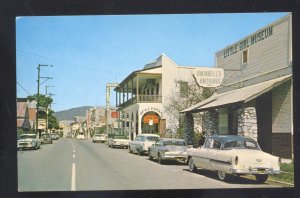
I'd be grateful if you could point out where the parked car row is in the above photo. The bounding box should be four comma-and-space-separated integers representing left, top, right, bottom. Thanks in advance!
17, 132, 60, 150
90, 132, 281, 184
128, 133, 281, 184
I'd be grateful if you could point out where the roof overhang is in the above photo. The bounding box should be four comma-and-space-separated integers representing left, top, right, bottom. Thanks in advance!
180, 75, 292, 114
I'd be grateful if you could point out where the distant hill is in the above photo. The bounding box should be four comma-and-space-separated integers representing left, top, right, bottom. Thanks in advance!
54, 106, 93, 121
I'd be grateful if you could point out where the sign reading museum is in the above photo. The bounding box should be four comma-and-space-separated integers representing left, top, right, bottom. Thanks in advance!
223, 26, 273, 58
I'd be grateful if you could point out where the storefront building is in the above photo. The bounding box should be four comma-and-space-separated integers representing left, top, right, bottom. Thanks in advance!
115, 54, 221, 140
182, 14, 293, 159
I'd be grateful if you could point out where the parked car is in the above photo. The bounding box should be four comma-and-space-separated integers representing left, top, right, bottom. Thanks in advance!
51, 133, 59, 140
187, 135, 281, 183
76, 134, 85, 140
148, 138, 187, 164
92, 134, 106, 143
106, 133, 114, 144
41, 133, 53, 144
108, 134, 129, 148
17, 133, 42, 150
128, 134, 160, 155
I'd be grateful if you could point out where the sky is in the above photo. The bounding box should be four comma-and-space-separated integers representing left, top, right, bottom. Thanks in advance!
16, 12, 288, 112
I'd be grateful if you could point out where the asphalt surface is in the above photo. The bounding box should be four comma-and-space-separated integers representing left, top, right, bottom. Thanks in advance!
18, 138, 281, 191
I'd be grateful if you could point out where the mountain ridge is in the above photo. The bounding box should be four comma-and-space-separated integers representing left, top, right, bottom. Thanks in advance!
54, 106, 93, 121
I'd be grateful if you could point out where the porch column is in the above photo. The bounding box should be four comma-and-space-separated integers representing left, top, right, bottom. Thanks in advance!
126, 82, 129, 102
183, 113, 194, 146
203, 109, 219, 136
131, 78, 134, 104
136, 75, 139, 102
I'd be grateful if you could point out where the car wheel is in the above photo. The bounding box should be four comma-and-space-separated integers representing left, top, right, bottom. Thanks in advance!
148, 152, 153, 160
158, 154, 164, 165
138, 150, 142, 156
217, 171, 228, 182
255, 175, 268, 183
188, 158, 197, 173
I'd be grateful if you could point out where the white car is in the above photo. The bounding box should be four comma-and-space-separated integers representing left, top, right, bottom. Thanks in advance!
76, 134, 85, 140
17, 133, 42, 150
108, 134, 129, 148
187, 135, 280, 183
148, 138, 187, 164
92, 134, 106, 143
128, 134, 160, 155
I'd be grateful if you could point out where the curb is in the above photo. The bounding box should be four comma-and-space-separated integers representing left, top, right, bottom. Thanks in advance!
268, 178, 294, 186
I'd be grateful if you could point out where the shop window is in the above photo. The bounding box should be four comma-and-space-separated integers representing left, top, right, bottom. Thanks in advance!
242, 49, 248, 64
180, 81, 188, 97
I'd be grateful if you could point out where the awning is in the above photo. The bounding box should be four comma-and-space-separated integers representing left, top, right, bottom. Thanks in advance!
181, 75, 292, 113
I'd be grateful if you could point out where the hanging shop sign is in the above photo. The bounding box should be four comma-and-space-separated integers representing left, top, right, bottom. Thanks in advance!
143, 114, 159, 124
111, 111, 119, 118
192, 68, 224, 87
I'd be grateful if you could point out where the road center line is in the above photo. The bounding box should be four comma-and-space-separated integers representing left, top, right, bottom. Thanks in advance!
71, 163, 76, 191
73, 154, 75, 159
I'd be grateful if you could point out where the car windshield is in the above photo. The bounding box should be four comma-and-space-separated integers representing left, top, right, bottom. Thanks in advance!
163, 140, 186, 146
43, 134, 51, 138
147, 136, 159, 142
20, 134, 36, 139
223, 139, 260, 150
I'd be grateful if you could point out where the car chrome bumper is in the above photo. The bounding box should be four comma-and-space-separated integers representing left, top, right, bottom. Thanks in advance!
230, 168, 280, 175
163, 152, 187, 160
113, 142, 128, 147
18, 143, 34, 148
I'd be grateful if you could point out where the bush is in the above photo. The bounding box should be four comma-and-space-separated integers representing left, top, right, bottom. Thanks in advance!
280, 161, 294, 173
270, 161, 294, 184
194, 132, 205, 147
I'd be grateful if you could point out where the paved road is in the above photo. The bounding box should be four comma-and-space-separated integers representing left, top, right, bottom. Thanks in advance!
18, 138, 280, 191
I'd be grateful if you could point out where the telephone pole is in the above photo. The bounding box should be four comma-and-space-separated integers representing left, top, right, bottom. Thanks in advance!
106, 83, 118, 135
45, 85, 55, 134
36, 64, 53, 137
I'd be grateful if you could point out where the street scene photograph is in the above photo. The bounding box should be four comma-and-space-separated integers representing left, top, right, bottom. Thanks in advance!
16, 12, 294, 192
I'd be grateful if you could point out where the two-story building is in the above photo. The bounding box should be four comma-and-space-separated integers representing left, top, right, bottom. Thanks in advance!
115, 54, 222, 140
182, 14, 292, 159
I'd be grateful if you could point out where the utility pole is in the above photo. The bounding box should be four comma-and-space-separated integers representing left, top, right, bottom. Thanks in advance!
106, 83, 119, 136
45, 85, 55, 134
36, 64, 53, 138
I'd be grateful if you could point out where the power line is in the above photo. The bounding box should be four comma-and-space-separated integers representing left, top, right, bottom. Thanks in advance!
16, 81, 32, 96
16, 48, 127, 75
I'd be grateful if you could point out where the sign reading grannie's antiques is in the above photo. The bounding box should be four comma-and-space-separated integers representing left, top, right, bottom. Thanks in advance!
223, 25, 273, 58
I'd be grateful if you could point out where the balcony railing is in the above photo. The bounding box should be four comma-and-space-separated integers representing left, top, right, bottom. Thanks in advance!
119, 95, 162, 108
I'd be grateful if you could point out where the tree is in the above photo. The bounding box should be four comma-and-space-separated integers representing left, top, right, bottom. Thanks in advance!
47, 109, 59, 130
28, 94, 58, 131
163, 79, 215, 143
28, 94, 53, 108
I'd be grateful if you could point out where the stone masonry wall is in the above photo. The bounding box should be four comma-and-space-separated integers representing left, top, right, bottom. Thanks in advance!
202, 110, 219, 136
237, 104, 258, 140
